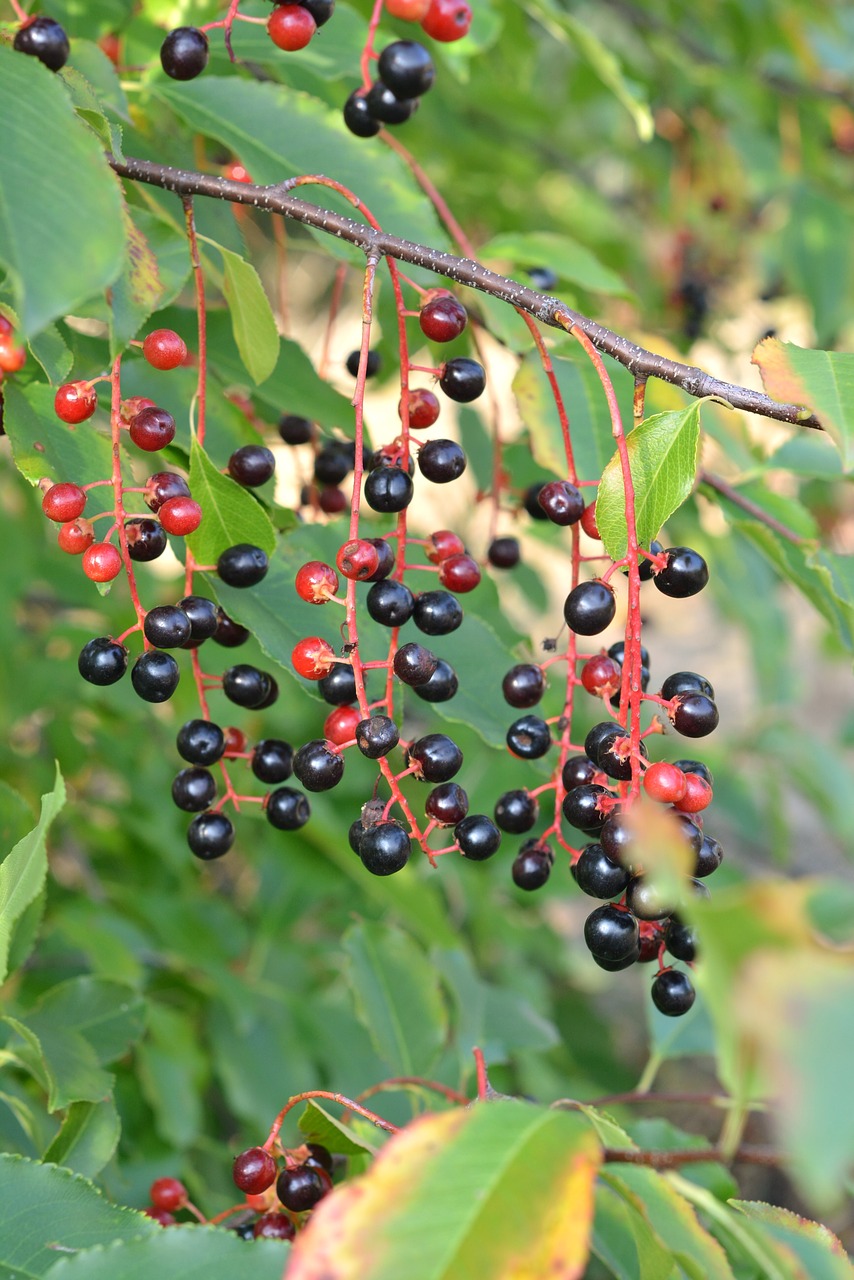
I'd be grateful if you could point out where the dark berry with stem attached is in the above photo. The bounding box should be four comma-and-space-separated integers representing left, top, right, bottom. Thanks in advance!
223, 665, 275, 709
305, 1143, 334, 1173
367, 580, 415, 627
584, 904, 639, 961
593, 725, 647, 781
562, 755, 598, 791
562, 783, 612, 831
599, 813, 636, 865
661, 671, 715, 701
319, 663, 357, 706
653, 547, 709, 598
455, 814, 502, 861
213, 610, 250, 648
293, 741, 344, 792
537, 480, 585, 526
233, 1148, 278, 1196
407, 733, 463, 782
494, 789, 538, 834
314, 446, 351, 486
488, 537, 520, 569
144, 472, 190, 513
278, 414, 314, 444
253, 1214, 295, 1241
143, 605, 192, 650
187, 810, 234, 860
343, 90, 381, 137
502, 663, 544, 708
564, 579, 616, 635
346, 349, 381, 377
266, 788, 311, 830
172, 768, 217, 813
366, 81, 419, 125
419, 293, 467, 343
360, 821, 411, 875
131, 651, 179, 702
365, 464, 414, 513
439, 357, 485, 402
412, 659, 458, 702
584, 721, 622, 765
507, 715, 551, 759
669, 694, 719, 737
177, 595, 219, 643
78, 637, 128, 686
666, 921, 698, 963
161, 26, 209, 78
394, 641, 439, 686
126, 518, 167, 562
129, 407, 176, 452
695, 833, 723, 877
418, 439, 467, 484
425, 782, 468, 826
651, 969, 696, 1016
638, 539, 664, 581
413, 590, 463, 635
512, 843, 553, 890
356, 715, 399, 759
14, 16, 70, 71
252, 740, 293, 784
228, 445, 276, 487
301, 0, 335, 26
379, 40, 435, 98
177, 720, 225, 766
574, 843, 630, 899
217, 544, 269, 588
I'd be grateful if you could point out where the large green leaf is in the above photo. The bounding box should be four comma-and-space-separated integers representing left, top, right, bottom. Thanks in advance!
186, 439, 276, 563
0, 765, 65, 986
204, 239, 280, 385
43, 1226, 288, 1280
596, 405, 702, 562
753, 338, 854, 469
109, 205, 190, 354
23, 977, 146, 1066
41, 1099, 121, 1180
3, 1015, 113, 1115
0, 47, 125, 337
4, 383, 113, 512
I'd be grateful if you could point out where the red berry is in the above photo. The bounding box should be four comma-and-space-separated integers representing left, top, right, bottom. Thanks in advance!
296, 561, 340, 604
82, 543, 123, 583
144, 1208, 176, 1227
223, 726, 248, 755
580, 654, 622, 698
673, 772, 713, 813
143, 471, 191, 513
42, 483, 86, 523
129, 406, 176, 452
267, 4, 316, 50
233, 1146, 278, 1196
0, 335, 26, 374
643, 761, 688, 805
401, 387, 441, 429
120, 395, 156, 425
253, 1213, 296, 1241
318, 486, 348, 515
336, 539, 380, 581
149, 1177, 187, 1213
438, 553, 480, 593
386, 0, 431, 17
142, 329, 188, 371
54, 381, 98, 424
426, 529, 465, 563
324, 705, 361, 745
421, 0, 472, 41
58, 517, 95, 555
292, 636, 338, 680
580, 502, 600, 540
419, 292, 468, 343
159, 496, 202, 536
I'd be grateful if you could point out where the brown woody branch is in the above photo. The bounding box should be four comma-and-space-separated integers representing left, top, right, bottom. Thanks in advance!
109, 154, 820, 431
603, 1145, 782, 1170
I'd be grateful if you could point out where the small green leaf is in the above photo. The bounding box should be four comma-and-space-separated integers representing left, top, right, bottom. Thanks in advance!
0, 764, 65, 986
42, 1224, 288, 1280
4, 383, 113, 509
753, 338, 854, 468
298, 1101, 379, 1157
731, 1201, 854, 1280
42, 1099, 121, 1180
4, 1016, 113, 1114
28, 324, 73, 386
205, 239, 279, 385
186, 439, 276, 564
596, 405, 702, 562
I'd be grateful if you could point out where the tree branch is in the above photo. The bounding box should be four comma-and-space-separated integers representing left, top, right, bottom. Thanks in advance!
109, 154, 821, 431
603, 1145, 782, 1170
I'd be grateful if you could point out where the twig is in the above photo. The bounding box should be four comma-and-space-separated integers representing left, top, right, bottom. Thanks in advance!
603, 1145, 782, 1170
698, 469, 807, 544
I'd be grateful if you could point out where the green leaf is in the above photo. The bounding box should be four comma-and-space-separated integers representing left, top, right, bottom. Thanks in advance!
298, 1100, 379, 1157
0, 764, 64, 986
480, 230, 630, 296
0, 1154, 156, 1277
596, 405, 702, 562
24, 977, 146, 1066
592, 1182, 675, 1280
109, 205, 190, 354
186, 439, 276, 564
204, 239, 279, 385
42, 1099, 121, 1180
28, 325, 73, 386
136, 1003, 207, 1150
0, 47, 125, 337
42, 1225, 288, 1280
343, 922, 447, 1078
3, 1016, 113, 1114
4, 383, 113, 508
731, 1202, 854, 1280
288, 1104, 601, 1280
752, 338, 854, 468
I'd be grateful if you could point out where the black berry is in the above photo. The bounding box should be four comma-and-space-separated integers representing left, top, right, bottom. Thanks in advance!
228, 445, 276, 487
653, 547, 709, 598
506, 715, 551, 759
14, 16, 70, 71
131, 650, 180, 702
561, 755, 598, 791
346, 349, 381, 377
393, 641, 439, 686
425, 782, 468, 826
212, 610, 251, 647
314, 446, 351, 486
669, 694, 719, 737
665, 922, 698, 962
319, 663, 357, 706
512, 844, 553, 890
413, 590, 463, 636
187, 810, 234, 860
266, 787, 311, 830
523, 483, 550, 520
125, 518, 167, 562
695, 834, 723, 877
439, 358, 486, 402
406, 733, 463, 782
377, 40, 435, 97
562, 783, 612, 832
574, 843, 630, 899
275, 1165, 330, 1212
502, 663, 545, 708
365, 81, 419, 125
177, 720, 225, 766
417, 439, 467, 484
367, 580, 415, 627
672, 758, 714, 786
494, 789, 538, 834
356, 715, 399, 759
583, 904, 639, 961
78, 637, 128, 686
651, 969, 696, 1016
343, 90, 381, 138
488, 537, 520, 569
626, 876, 676, 921
537, 480, 584, 525
143, 605, 192, 650
661, 671, 715, 701
412, 660, 458, 702
278, 414, 314, 444
233, 1148, 278, 1196
455, 814, 502, 861
160, 26, 209, 80
172, 768, 217, 813
301, 0, 335, 27
293, 741, 345, 792
178, 595, 219, 643
359, 821, 411, 875
364, 464, 414, 513
217, 544, 269, 588
223, 664, 276, 709
564, 580, 616, 635
252, 740, 294, 784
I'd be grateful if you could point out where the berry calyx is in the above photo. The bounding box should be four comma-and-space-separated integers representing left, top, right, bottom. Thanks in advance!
150, 1178, 187, 1213
159, 497, 202, 536
54, 382, 98, 424
267, 5, 317, 51
419, 292, 467, 342
233, 1146, 277, 1197
296, 561, 340, 604
421, 0, 473, 42
142, 329, 188, 371
13, 16, 70, 71
82, 542, 123, 583
292, 637, 337, 680
160, 26, 209, 80
129, 406, 176, 452
42, 483, 86, 523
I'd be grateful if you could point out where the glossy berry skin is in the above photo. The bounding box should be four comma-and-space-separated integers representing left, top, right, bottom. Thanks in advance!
349, 820, 365, 854
313, 446, 351, 487
178, 595, 219, 643
439, 357, 485, 402
346, 348, 381, 380
561, 755, 598, 791
356, 715, 399, 759
228, 445, 276, 487
562, 783, 612, 832
585, 722, 645, 782
296, 562, 339, 607
301, 0, 335, 26
419, 292, 466, 342
223, 665, 275, 709
584, 904, 639, 962
292, 637, 337, 682
580, 503, 600, 539
367, 579, 415, 627
666, 922, 698, 963
213, 610, 250, 647
626, 877, 676, 922
252, 740, 294, 783
421, 0, 473, 41
580, 654, 622, 698
364, 538, 396, 582
502, 664, 545, 708
512, 845, 553, 890
360, 822, 411, 876
177, 720, 225, 766
78, 637, 128, 686
279, 413, 314, 444
672, 812, 704, 857
82, 543, 123, 583
187, 810, 235, 860
673, 772, 713, 814
132, 651, 179, 702
336, 539, 380, 581
488, 537, 520, 569
599, 813, 636, 866
695, 834, 723, 877
438, 555, 481, 593
407, 733, 463, 782
150, 1178, 187, 1213
426, 530, 465, 563
507, 715, 551, 760
233, 1148, 278, 1196
564, 580, 616, 635
669, 694, 719, 738
661, 671, 715, 701
217, 544, 268, 587
43, 483, 86, 523
161, 26, 209, 78
403, 388, 441, 429
653, 547, 709, 598
643, 761, 687, 805
129, 407, 176, 452
293, 740, 344, 792
143, 329, 187, 370
651, 969, 696, 1017
14, 16, 69, 71
417, 439, 466, 485
159, 496, 202, 537
126, 519, 167, 562
172, 768, 217, 813
318, 663, 357, 706
366, 81, 419, 125
455, 814, 502, 861
425, 782, 468, 826
537, 480, 584, 526
412, 659, 458, 702
494, 789, 538, 834
58, 518, 95, 555
54, 382, 97, 424
266, 788, 311, 831
144, 472, 190, 513
672, 758, 714, 787
253, 1214, 296, 1241
387, 0, 431, 17
608, 640, 650, 669
393, 642, 439, 686
144, 605, 192, 649
574, 843, 629, 900
343, 90, 381, 138
413, 590, 462, 636
379, 40, 435, 99
365, 464, 414, 513
268, 5, 317, 51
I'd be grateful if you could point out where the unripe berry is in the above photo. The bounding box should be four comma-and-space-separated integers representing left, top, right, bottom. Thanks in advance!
295, 561, 339, 604
54, 382, 98, 424
42, 483, 86, 523
58, 518, 95, 555
292, 637, 338, 680
159, 496, 202, 536
82, 543, 123, 583
142, 329, 188, 370
267, 4, 316, 50
421, 0, 473, 42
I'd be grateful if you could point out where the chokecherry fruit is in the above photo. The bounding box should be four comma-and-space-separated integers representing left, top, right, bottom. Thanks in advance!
406, 733, 463, 782
217, 544, 269, 587
364, 463, 414, 513
563, 579, 616, 635
580, 654, 622, 698
144, 472, 191, 513
212, 610, 250, 647
266, 788, 311, 830
365, 81, 419, 125
413, 590, 463, 635
367, 579, 415, 627
78, 637, 128, 686
650, 969, 696, 1017
160, 26, 209, 79
251, 739, 294, 783
318, 662, 357, 705
223, 664, 276, 709
562, 783, 612, 832
502, 663, 545, 708
343, 90, 381, 138
439, 357, 485, 402
325, 706, 359, 747
425, 782, 468, 826
643, 761, 687, 805
419, 292, 466, 342
228, 445, 276, 487
150, 1178, 187, 1213
455, 814, 501, 861
253, 1214, 296, 1241
438, 554, 480, 593
233, 1148, 278, 1196
355, 715, 400, 759
14, 16, 70, 71
177, 720, 225, 766
129, 407, 176, 452
661, 671, 715, 701
159, 497, 202, 536
695, 833, 724, 877
293, 740, 344, 791
393, 641, 439, 686
301, 0, 335, 26
421, 0, 473, 42
359, 821, 411, 875
412, 659, 458, 702
187, 810, 235, 860
292, 637, 338, 681
403, 387, 441, 428
82, 542, 123, 583
426, 530, 465, 562
144, 605, 192, 649
418, 438, 467, 484
506, 715, 551, 759
143, 329, 187, 370
378, 40, 435, 98
125, 518, 167, 562
669, 694, 719, 738
345, 348, 381, 377
131, 651, 180, 702
562, 755, 598, 790
494, 789, 538, 834
336, 539, 380, 581
626, 876, 676, 922
58, 518, 95, 555
584, 904, 639, 962
42, 483, 86, 523
512, 844, 553, 890
296, 561, 340, 604
580, 503, 600, 539
54, 382, 97, 424
665, 922, 698, 963
386, 0, 431, 18
488, 536, 520, 569
172, 768, 217, 813
653, 547, 709, 598
537, 480, 584, 526
278, 413, 314, 444
178, 595, 220, 643
267, 5, 317, 51
574, 843, 629, 900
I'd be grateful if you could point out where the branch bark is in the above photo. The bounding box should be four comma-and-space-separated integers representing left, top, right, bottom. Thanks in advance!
109, 154, 821, 432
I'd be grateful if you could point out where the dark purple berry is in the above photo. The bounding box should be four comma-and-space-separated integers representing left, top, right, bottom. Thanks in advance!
488, 537, 520, 569
574, 843, 629, 899
413, 590, 463, 636
562, 783, 612, 831
377, 40, 435, 97
651, 969, 696, 1016
669, 694, 719, 738
125, 518, 167, 562
561, 755, 598, 791
293, 741, 344, 792
187, 810, 234, 860
177, 719, 225, 766
365, 464, 414, 513
222, 664, 275, 709
343, 90, 381, 138
512, 844, 553, 890
14, 16, 69, 71
494, 789, 538, 834
454, 814, 501, 861
502, 663, 545, 708
564, 580, 616, 635
365, 81, 419, 126
506, 715, 551, 759
266, 788, 311, 830
319, 663, 358, 706
160, 26, 209, 80
251, 740, 293, 784
217, 544, 269, 588
78, 637, 128, 686
276, 1165, 331, 1212
653, 547, 709, 598
359, 821, 411, 875
143, 605, 192, 649
425, 782, 468, 826
228, 445, 276, 487
439, 358, 485, 403
172, 768, 217, 813
393, 641, 439, 686
584, 904, 639, 961
278, 414, 314, 444
661, 671, 715, 701
406, 733, 463, 782
178, 595, 219, 643
537, 480, 584, 526
411, 660, 458, 702
417, 439, 467, 484
367, 580, 415, 627
131, 650, 179, 702
356, 715, 399, 759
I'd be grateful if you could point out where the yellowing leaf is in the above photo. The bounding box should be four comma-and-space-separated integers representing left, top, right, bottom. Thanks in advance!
752, 338, 854, 467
